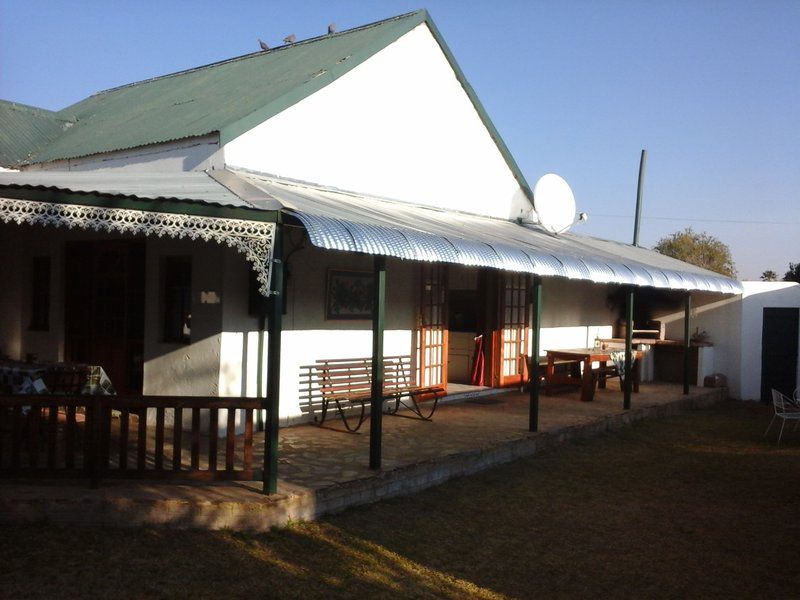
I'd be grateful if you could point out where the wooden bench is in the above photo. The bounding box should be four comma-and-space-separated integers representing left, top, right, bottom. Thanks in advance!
299, 356, 445, 432
520, 354, 582, 393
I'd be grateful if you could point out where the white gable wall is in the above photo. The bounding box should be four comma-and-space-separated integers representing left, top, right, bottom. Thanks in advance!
224, 23, 531, 220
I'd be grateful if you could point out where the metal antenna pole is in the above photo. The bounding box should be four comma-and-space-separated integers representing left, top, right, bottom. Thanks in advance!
633, 149, 647, 246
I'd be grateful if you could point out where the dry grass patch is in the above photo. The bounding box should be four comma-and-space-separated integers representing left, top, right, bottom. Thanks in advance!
1, 401, 798, 598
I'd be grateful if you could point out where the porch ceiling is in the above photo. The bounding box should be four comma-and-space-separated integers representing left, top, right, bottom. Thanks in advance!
237, 170, 742, 295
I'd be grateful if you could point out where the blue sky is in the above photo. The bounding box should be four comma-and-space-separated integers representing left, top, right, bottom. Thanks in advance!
1, 0, 798, 279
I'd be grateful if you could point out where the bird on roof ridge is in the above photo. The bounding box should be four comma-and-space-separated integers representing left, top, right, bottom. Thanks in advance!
283, 34, 296, 44
258, 38, 269, 51
328, 23, 336, 34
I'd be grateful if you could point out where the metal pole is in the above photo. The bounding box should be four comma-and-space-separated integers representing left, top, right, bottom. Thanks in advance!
624, 287, 634, 409
256, 314, 265, 432
683, 292, 691, 395
633, 149, 647, 247
369, 254, 386, 470
529, 276, 542, 432
263, 222, 283, 495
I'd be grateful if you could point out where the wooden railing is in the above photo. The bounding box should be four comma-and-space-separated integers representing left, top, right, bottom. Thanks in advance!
0, 395, 263, 485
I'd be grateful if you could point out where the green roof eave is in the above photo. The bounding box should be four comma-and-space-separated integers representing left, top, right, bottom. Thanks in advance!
0, 185, 280, 222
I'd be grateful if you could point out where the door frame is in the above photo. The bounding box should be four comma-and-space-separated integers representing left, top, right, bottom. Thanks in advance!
491, 272, 531, 388
417, 263, 449, 389
64, 240, 146, 394
760, 306, 799, 401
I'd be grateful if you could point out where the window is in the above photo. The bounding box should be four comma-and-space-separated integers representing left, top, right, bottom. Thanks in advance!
29, 256, 51, 331
162, 257, 191, 343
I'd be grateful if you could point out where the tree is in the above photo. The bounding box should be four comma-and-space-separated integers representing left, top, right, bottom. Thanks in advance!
761, 270, 778, 281
653, 228, 737, 278
784, 262, 800, 283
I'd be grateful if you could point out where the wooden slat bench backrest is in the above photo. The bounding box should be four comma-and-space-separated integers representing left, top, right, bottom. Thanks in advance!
299, 355, 418, 410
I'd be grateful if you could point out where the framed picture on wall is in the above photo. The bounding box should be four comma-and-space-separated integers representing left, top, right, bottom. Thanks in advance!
326, 269, 373, 320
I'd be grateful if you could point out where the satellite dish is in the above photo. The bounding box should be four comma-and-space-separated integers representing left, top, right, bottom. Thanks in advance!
533, 173, 577, 234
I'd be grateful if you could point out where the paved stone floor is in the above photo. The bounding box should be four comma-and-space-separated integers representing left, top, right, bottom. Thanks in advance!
0, 381, 723, 529
262, 380, 702, 490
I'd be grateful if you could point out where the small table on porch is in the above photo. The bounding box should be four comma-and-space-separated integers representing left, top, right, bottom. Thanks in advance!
544, 348, 643, 402
0, 361, 116, 396
0, 362, 48, 394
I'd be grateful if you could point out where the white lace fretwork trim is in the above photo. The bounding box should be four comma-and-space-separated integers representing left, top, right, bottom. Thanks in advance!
0, 197, 276, 295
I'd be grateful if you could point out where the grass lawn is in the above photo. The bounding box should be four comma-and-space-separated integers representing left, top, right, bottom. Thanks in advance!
1, 401, 799, 599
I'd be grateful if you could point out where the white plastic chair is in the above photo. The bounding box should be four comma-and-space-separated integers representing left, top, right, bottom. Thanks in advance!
765, 389, 800, 445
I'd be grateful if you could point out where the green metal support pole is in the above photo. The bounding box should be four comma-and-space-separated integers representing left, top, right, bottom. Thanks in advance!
529, 276, 542, 432
369, 254, 386, 470
624, 287, 634, 410
263, 222, 283, 495
256, 315, 265, 432
683, 292, 691, 395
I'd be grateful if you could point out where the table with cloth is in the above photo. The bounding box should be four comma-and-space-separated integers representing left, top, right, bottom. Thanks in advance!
0, 361, 116, 396
0, 362, 48, 395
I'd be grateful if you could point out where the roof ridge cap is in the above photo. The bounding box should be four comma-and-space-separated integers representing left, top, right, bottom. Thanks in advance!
73, 10, 426, 102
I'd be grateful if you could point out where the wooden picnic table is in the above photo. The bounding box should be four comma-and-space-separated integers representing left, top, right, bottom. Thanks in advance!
544, 348, 643, 402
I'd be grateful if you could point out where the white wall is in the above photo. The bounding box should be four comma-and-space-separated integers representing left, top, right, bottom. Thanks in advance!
142, 238, 225, 397
0, 222, 228, 397
22, 134, 224, 173
224, 23, 530, 221
218, 242, 418, 423
740, 282, 800, 399
662, 282, 800, 400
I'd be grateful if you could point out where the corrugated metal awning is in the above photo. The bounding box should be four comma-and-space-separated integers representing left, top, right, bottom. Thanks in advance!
239, 171, 742, 294
0, 171, 254, 208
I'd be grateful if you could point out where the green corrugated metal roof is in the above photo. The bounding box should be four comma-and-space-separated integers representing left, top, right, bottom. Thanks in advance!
0, 9, 531, 199
24, 11, 428, 165
0, 100, 74, 167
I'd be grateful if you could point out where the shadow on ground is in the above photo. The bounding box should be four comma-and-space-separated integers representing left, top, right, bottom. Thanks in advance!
1, 402, 798, 599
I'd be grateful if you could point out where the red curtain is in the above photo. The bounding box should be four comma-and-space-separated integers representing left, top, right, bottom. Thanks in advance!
470, 334, 485, 386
